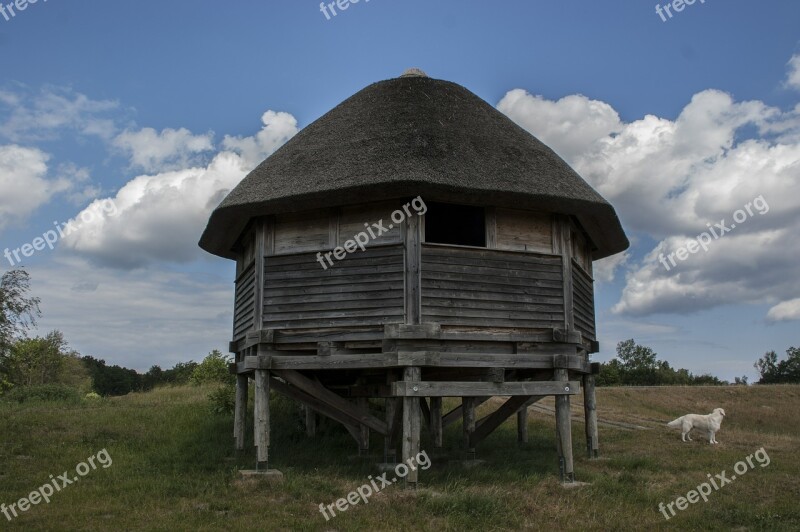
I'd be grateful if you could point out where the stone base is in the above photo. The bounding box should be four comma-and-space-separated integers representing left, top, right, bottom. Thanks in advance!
449, 459, 486, 469
561, 480, 591, 489
237, 469, 284, 482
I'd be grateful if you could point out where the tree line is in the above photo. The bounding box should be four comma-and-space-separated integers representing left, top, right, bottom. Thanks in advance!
1, 269, 797, 395
1, 270, 231, 400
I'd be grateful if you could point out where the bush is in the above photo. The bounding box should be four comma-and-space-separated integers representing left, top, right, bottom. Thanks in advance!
3, 384, 83, 404
190, 350, 234, 386
208, 385, 235, 415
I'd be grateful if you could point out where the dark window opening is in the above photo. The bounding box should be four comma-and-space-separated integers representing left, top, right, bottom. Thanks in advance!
424, 202, 486, 247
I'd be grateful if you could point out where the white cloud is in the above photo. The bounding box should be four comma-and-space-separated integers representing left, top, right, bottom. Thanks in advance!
0, 86, 119, 142
593, 251, 629, 283
497, 90, 621, 162
222, 110, 298, 168
62, 110, 298, 268
30, 257, 232, 371
113, 127, 214, 172
786, 54, 800, 91
499, 73, 800, 319
0, 145, 71, 232
767, 298, 800, 321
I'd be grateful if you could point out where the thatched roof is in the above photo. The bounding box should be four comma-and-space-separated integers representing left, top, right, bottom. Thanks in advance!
199, 70, 629, 260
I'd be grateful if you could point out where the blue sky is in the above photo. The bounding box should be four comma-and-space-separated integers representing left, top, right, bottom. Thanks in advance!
1, 1, 798, 381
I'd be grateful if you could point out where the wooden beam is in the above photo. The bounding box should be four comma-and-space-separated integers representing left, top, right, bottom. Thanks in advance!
402, 367, 421, 488
583, 373, 599, 458
272, 369, 388, 435
269, 377, 360, 436
469, 395, 543, 448
234, 374, 248, 451
254, 369, 270, 466
554, 367, 575, 482
384, 372, 400, 464
392, 381, 579, 397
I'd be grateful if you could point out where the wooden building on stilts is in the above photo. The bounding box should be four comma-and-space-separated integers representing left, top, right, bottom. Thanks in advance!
199, 68, 629, 485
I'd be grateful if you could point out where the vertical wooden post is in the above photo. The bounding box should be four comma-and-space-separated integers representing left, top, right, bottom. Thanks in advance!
430, 397, 443, 448
254, 369, 271, 468
385, 372, 399, 464
305, 405, 316, 438
402, 367, 421, 488
404, 212, 422, 326
554, 367, 574, 482
552, 215, 574, 331
517, 406, 528, 444
234, 374, 248, 450
253, 219, 269, 331
357, 397, 370, 455
462, 397, 476, 460
583, 374, 599, 458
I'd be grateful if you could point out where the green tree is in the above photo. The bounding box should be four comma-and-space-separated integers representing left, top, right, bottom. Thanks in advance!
0, 270, 41, 392
755, 347, 800, 384
190, 350, 233, 385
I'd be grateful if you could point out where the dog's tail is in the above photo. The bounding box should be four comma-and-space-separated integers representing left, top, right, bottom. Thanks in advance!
667, 416, 683, 429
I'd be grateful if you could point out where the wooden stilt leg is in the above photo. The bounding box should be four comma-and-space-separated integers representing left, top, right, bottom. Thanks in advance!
305, 405, 316, 438
234, 374, 248, 451
462, 397, 476, 460
402, 367, 421, 488
357, 397, 370, 455
517, 406, 528, 444
555, 367, 574, 482
430, 397, 443, 448
583, 374, 599, 459
254, 369, 271, 469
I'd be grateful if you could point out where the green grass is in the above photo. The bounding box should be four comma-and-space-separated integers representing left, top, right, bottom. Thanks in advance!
1, 384, 799, 530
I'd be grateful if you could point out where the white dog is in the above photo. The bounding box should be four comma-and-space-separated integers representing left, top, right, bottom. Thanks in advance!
667, 408, 726, 444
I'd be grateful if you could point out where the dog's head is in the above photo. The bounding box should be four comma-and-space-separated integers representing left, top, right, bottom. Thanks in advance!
714, 408, 726, 417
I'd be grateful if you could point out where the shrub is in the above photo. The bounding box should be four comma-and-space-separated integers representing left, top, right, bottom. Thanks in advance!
4, 384, 83, 404
208, 385, 235, 415
190, 350, 234, 386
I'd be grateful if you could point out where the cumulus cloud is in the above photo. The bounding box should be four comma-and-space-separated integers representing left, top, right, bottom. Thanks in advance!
30, 257, 232, 370
222, 110, 299, 168
0, 86, 119, 142
113, 127, 215, 172
767, 298, 800, 322
497, 90, 621, 162
62, 111, 299, 268
786, 54, 800, 91
499, 75, 800, 319
593, 251, 629, 284
0, 144, 72, 232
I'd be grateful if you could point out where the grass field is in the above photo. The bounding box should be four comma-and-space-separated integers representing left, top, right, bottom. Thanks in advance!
1, 384, 799, 531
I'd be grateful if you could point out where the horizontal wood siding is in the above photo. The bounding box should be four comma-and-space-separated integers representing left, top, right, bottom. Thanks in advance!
263, 245, 405, 329
421, 245, 565, 329
571, 260, 596, 340
233, 261, 257, 340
